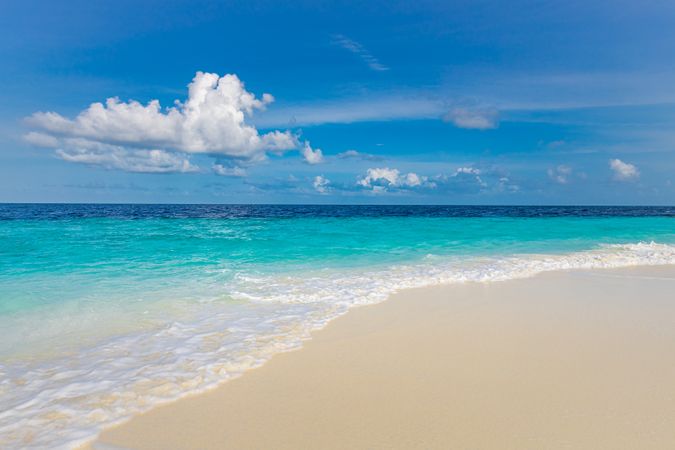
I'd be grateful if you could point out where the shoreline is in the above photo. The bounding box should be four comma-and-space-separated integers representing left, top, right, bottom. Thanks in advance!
10, 241, 675, 450
91, 264, 675, 449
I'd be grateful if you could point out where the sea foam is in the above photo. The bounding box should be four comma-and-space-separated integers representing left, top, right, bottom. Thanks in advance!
1, 242, 674, 449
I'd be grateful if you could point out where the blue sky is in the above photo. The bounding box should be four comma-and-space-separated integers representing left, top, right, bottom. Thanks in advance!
2, 0, 675, 204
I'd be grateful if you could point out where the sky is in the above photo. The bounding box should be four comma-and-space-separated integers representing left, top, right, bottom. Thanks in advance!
2, 0, 675, 204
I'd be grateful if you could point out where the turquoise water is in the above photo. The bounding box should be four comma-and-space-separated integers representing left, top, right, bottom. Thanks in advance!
1, 205, 674, 449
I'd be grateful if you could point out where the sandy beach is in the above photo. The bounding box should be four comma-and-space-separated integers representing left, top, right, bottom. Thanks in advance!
92, 265, 675, 450
6, 1, 675, 447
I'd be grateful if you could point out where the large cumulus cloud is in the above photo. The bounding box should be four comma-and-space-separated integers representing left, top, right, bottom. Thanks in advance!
24, 72, 302, 173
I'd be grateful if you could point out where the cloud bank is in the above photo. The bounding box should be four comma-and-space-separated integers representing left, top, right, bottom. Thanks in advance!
352, 166, 518, 195
24, 72, 307, 173
357, 167, 430, 191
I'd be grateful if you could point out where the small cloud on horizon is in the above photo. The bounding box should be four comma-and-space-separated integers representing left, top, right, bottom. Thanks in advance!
547, 165, 573, 184
357, 167, 431, 192
313, 175, 331, 193
609, 158, 639, 181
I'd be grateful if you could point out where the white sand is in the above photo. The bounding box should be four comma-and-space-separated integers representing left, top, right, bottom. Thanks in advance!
92, 265, 675, 450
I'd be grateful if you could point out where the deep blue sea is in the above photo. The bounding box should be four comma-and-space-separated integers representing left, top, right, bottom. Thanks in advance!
1, 204, 674, 449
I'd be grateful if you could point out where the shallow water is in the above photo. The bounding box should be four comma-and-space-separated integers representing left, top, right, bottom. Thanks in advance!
1, 204, 674, 449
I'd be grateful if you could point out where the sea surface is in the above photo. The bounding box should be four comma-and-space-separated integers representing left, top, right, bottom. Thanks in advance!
1, 204, 674, 449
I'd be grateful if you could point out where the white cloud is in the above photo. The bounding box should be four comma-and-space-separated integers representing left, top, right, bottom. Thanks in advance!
253, 96, 442, 128
442, 107, 499, 130
357, 167, 429, 191
547, 165, 572, 184
337, 149, 361, 159
358, 167, 400, 188
213, 164, 246, 177
301, 141, 324, 164
453, 166, 486, 187
313, 175, 330, 193
429, 166, 520, 194
336, 149, 383, 161
55, 139, 198, 173
332, 35, 389, 72
404, 172, 422, 187
454, 167, 481, 176
609, 158, 639, 181
23, 131, 60, 148
498, 176, 520, 192
27, 72, 296, 157
24, 72, 316, 172
351, 165, 519, 196
429, 166, 486, 192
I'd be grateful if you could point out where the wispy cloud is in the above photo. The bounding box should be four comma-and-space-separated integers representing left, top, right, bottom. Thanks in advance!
332, 34, 389, 72
547, 165, 573, 184
253, 95, 442, 128
253, 69, 675, 129
442, 107, 499, 130
336, 150, 384, 161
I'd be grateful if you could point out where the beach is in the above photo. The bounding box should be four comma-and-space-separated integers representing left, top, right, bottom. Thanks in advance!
92, 265, 675, 450
6, 0, 675, 446
3, 205, 675, 449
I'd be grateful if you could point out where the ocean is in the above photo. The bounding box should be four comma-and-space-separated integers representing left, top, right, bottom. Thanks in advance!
1, 204, 674, 449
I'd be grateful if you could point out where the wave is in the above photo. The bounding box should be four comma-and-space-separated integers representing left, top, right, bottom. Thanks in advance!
233, 242, 675, 305
1, 242, 674, 449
